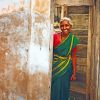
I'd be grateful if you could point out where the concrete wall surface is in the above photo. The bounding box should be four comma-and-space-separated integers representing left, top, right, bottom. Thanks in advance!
0, 0, 52, 100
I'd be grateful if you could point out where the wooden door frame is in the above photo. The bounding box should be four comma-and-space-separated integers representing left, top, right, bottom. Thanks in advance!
90, 0, 100, 100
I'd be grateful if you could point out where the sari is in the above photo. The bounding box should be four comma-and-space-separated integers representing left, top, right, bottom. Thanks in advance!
51, 32, 79, 100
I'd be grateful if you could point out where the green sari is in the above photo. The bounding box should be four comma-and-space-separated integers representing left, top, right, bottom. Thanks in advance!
51, 33, 79, 100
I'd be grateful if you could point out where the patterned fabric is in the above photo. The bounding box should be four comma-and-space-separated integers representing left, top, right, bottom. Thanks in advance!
51, 32, 79, 100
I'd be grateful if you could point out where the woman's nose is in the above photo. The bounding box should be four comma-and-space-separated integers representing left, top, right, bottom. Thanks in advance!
63, 25, 66, 29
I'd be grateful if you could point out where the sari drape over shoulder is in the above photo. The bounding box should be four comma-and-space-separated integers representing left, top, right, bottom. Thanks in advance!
51, 32, 79, 100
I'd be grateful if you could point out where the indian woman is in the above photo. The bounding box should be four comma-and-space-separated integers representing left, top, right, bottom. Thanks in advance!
51, 17, 79, 100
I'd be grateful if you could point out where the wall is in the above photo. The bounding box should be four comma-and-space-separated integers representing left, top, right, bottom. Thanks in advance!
0, 0, 52, 100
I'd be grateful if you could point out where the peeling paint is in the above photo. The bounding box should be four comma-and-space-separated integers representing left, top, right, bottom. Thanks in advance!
18, 96, 25, 100
0, 0, 51, 99
28, 44, 49, 74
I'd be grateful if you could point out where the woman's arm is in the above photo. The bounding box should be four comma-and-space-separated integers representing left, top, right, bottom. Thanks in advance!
71, 46, 77, 81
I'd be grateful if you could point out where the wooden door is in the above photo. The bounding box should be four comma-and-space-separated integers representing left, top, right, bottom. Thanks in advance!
67, 6, 90, 100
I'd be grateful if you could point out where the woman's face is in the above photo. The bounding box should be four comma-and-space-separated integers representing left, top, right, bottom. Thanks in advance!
60, 20, 72, 35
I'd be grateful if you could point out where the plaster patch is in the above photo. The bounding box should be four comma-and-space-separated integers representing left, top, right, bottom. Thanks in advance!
28, 43, 49, 74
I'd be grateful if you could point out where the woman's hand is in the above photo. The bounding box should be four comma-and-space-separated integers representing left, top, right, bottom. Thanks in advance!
71, 74, 76, 81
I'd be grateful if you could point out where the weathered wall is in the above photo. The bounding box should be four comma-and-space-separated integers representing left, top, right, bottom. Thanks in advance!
0, 0, 51, 100
0, 11, 29, 100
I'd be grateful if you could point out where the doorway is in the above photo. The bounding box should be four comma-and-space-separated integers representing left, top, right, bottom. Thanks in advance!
52, 1, 93, 100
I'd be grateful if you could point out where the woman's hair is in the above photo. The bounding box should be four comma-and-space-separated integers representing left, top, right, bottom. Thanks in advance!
60, 17, 73, 26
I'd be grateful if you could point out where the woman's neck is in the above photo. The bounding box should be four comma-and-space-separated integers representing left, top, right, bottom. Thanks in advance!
61, 32, 69, 37
61, 32, 69, 42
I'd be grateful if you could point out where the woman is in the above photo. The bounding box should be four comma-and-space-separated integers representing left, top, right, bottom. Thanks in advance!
51, 17, 79, 100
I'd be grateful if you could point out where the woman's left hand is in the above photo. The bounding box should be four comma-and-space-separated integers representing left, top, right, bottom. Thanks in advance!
71, 74, 76, 81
